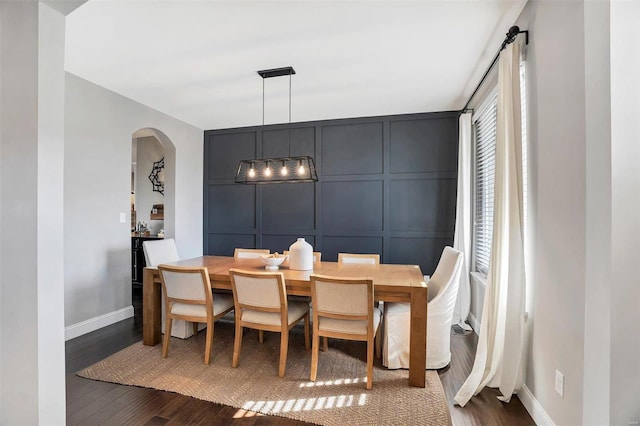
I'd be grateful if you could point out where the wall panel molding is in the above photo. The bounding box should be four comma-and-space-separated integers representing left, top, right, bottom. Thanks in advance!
204, 111, 458, 274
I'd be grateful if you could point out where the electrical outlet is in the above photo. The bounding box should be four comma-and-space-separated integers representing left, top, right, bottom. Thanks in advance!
555, 369, 564, 398
120, 212, 127, 223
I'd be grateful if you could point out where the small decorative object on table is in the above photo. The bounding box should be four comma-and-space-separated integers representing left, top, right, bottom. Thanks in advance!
259, 253, 288, 271
288, 238, 313, 271
150, 204, 164, 220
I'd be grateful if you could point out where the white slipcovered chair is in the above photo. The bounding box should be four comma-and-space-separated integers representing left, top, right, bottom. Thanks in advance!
383, 246, 463, 369
143, 238, 180, 267
157, 265, 234, 364
143, 238, 197, 339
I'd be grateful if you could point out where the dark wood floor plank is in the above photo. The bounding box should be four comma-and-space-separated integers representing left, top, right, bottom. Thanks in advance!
99, 386, 175, 426
66, 374, 117, 404
144, 416, 171, 426
66, 291, 534, 425
149, 393, 193, 420
67, 382, 133, 425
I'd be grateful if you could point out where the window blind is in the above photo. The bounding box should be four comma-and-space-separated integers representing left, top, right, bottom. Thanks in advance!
473, 94, 497, 276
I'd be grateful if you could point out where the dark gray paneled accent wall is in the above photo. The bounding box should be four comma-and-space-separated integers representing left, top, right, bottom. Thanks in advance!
204, 111, 458, 275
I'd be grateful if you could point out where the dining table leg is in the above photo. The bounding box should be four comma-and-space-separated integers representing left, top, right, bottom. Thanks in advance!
143, 267, 161, 346
408, 285, 428, 387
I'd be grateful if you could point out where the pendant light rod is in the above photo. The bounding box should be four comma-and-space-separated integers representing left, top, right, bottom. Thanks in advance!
289, 72, 292, 124
289, 72, 292, 157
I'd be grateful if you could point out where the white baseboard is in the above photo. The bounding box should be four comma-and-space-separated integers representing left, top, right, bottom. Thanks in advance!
468, 312, 481, 336
65, 305, 134, 341
518, 384, 555, 426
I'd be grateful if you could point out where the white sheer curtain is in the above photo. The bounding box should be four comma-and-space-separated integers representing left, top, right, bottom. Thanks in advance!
455, 36, 526, 406
452, 113, 472, 331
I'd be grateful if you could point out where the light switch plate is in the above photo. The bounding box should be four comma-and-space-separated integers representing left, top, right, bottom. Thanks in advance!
120, 212, 127, 223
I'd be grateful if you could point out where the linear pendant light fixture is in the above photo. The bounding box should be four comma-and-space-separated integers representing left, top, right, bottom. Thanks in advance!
235, 66, 318, 184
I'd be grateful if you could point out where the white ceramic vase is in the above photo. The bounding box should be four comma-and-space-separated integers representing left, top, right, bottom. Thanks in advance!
288, 238, 313, 271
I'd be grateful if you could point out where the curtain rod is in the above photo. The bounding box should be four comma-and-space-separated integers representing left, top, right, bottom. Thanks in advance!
461, 26, 529, 113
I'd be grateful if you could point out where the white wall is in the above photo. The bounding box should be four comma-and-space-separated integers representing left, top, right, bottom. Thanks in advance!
609, 1, 640, 424
135, 136, 165, 235
37, 4, 67, 421
511, 1, 640, 425
1, 5, 40, 421
582, 1, 611, 423
1, 2, 66, 424
64, 73, 203, 327
515, 2, 587, 424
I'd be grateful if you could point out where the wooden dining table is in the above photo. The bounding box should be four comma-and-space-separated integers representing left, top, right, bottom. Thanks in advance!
142, 255, 428, 387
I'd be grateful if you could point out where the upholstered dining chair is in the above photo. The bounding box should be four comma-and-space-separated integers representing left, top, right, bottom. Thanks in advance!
157, 265, 234, 364
228, 269, 310, 377
143, 238, 197, 338
337, 252, 380, 265
233, 248, 270, 259
382, 246, 463, 369
309, 274, 382, 390
282, 251, 321, 305
283, 250, 322, 262
337, 252, 382, 354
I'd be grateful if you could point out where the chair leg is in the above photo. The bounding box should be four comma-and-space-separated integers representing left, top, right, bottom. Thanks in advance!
304, 313, 310, 351
366, 336, 374, 390
232, 322, 243, 368
162, 316, 172, 358
204, 319, 213, 364
310, 330, 320, 381
322, 336, 328, 352
193, 322, 198, 337
278, 329, 289, 378
259, 330, 264, 344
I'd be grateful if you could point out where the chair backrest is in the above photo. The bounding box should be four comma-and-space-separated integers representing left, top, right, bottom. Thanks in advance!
337, 253, 380, 265
157, 265, 211, 306
234, 248, 270, 259
143, 238, 180, 267
428, 246, 463, 303
284, 250, 322, 262
310, 274, 373, 321
229, 269, 286, 313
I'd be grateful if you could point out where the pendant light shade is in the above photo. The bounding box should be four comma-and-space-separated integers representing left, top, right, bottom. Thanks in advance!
235, 156, 318, 184
234, 66, 318, 184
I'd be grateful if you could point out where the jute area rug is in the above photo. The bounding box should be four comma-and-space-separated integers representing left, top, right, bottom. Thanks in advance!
78, 318, 451, 426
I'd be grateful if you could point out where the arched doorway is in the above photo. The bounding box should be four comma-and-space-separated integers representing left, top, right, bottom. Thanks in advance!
131, 128, 176, 239
130, 128, 176, 305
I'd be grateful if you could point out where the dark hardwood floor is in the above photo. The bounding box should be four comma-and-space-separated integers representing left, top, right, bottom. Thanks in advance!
66, 287, 535, 425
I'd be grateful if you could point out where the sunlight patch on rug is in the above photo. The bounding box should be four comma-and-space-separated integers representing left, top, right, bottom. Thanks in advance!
241, 393, 368, 414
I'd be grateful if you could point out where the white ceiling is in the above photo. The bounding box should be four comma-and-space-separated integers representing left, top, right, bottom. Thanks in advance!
65, 0, 527, 130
